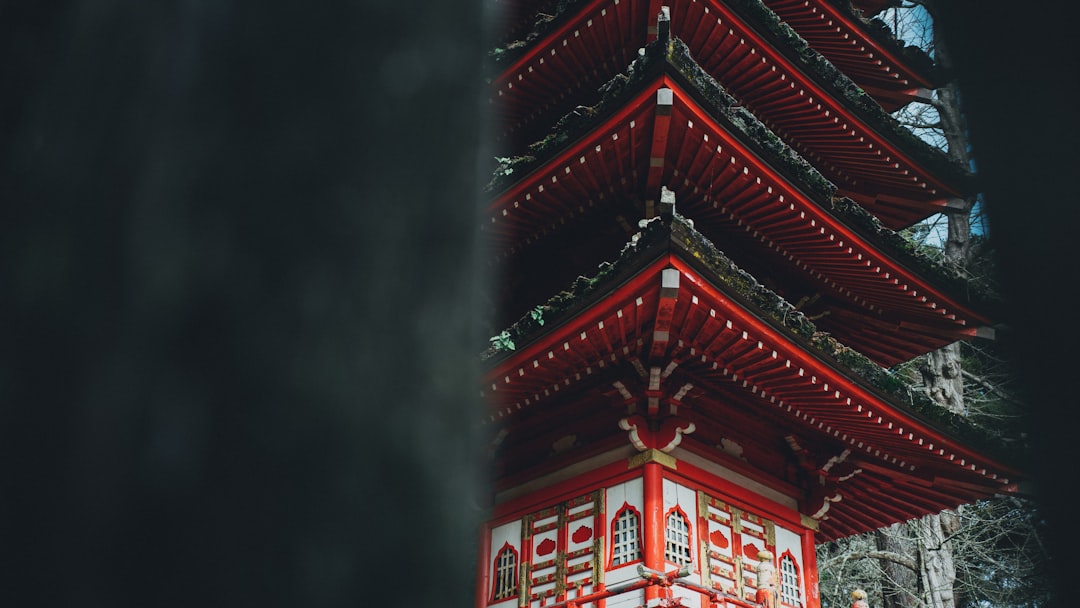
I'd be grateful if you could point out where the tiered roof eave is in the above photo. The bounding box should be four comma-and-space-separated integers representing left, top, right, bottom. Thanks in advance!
763, 0, 941, 112
481, 213, 1023, 540
484, 35, 998, 366
486, 0, 973, 229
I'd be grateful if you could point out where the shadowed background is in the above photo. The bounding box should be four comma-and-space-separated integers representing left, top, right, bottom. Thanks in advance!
934, 3, 1079, 604
2, 2, 490, 606
1, 1, 1076, 606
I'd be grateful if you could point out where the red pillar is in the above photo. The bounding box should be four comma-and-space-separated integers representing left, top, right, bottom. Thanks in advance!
801, 527, 821, 608
643, 461, 665, 604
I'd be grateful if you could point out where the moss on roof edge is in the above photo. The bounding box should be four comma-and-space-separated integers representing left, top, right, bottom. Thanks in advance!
484, 36, 835, 200
486, 36, 998, 315
824, 0, 941, 84
482, 214, 1018, 463
722, 0, 972, 192
485, 0, 588, 73
484, 0, 971, 192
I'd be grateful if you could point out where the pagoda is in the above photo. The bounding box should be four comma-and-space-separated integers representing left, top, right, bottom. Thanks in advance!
476, 2, 1022, 608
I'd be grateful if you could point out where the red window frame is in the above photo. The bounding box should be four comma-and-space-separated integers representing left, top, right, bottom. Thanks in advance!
489, 541, 519, 604
608, 502, 644, 569
778, 549, 802, 608
663, 505, 694, 567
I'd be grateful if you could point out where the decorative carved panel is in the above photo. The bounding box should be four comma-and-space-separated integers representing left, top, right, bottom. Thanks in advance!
698, 491, 777, 602
524, 490, 605, 608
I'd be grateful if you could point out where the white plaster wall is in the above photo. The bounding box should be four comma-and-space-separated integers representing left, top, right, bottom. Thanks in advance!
489, 519, 522, 556
773, 526, 803, 573
606, 477, 644, 516
774, 525, 807, 607
605, 588, 644, 608
662, 479, 701, 585
671, 585, 703, 608
661, 478, 698, 517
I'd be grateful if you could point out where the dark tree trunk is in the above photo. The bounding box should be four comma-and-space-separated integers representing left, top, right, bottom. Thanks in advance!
912, 3, 971, 605
876, 525, 920, 608
884, 3, 972, 606
917, 513, 960, 608
919, 345, 965, 415
926, 2, 974, 415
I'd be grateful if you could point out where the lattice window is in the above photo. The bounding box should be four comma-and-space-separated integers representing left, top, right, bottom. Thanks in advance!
492, 543, 518, 602
610, 505, 642, 566
664, 509, 692, 565
780, 552, 801, 607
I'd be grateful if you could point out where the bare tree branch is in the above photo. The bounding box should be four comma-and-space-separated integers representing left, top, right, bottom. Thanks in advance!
823, 550, 919, 572
960, 369, 1022, 406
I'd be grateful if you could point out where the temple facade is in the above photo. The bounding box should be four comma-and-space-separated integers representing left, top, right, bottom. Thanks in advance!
477, 2, 1021, 607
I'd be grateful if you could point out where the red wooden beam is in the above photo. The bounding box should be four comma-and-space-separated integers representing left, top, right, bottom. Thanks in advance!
645, 87, 673, 219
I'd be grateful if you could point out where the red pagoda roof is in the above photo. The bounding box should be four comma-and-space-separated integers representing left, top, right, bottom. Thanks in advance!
484, 43, 993, 367
762, 0, 938, 112
482, 215, 1020, 541
488, 0, 971, 229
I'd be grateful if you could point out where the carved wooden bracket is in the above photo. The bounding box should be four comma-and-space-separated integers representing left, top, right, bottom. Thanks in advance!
619, 414, 695, 452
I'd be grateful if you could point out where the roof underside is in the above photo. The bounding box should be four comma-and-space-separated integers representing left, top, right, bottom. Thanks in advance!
485, 62, 989, 366
762, 0, 937, 113
482, 221, 1016, 540
487, 0, 968, 229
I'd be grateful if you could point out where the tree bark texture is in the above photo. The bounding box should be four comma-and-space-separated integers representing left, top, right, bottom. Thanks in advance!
917, 513, 960, 608
884, 5, 969, 608
875, 524, 920, 608
919, 344, 966, 416
932, 5, 975, 270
